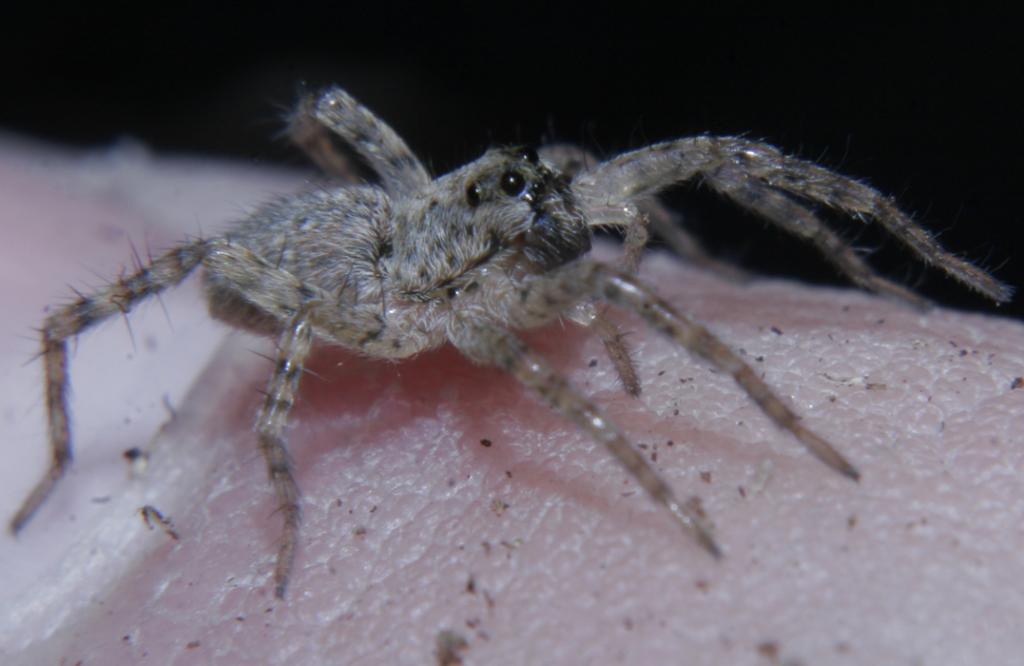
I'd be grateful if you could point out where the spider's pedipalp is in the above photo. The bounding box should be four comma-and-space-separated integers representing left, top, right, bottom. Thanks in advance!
450, 322, 721, 559
591, 310, 642, 397
589, 264, 861, 482
10, 239, 211, 534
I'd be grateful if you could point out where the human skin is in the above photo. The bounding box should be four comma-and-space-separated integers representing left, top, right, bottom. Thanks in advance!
1, 135, 1023, 665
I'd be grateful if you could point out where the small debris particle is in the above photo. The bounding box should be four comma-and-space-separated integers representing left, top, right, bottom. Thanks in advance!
683, 496, 707, 519
623, 617, 634, 631
435, 630, 468, 666
638, 443, 649, 450
122, 634, 131, 643
123, 447, 146, 463
483, 590, 496, 610
1011, 377, 1023, 390
700, 471, 712, 484
757, 641, 779, 658
479, 438, 493, 447
959, 349, 968, 357
695, 579, 710, 592
466, 617, 480, 629
91, 496, 112, 504
186, 640, 201, 650
481, 541, 492, 555
369, 504, 378, 513
848, 514, 858, 529
499, 539, 522, 552
140, 505, 179, 541
835, 641, 851, 654
466, 575, 476, 594
657, 369, 666, 376
588, 358, 598, 368
490, 498, 509, 516
666, 440, 675, 447
770, 326, 783, 335
353, 525, 368, 538
755, 355, 764, 363
738, 486, 747, 498
505, 470, 512, 478
672, 408, 679, 416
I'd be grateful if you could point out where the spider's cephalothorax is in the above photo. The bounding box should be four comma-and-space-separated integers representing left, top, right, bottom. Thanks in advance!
390, 146, 590, 301
11, 86, 1012, 599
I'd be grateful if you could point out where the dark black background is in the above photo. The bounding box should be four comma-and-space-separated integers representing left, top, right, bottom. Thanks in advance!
3, 7, 1021, 316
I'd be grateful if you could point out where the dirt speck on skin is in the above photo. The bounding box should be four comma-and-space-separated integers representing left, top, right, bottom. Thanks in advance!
123, 446, 148, 465
1011, 376, 1023, 390
757, 640, 778, 659
479, 438, 493, 447
140, 504, 179, 541
700, 470, 712, 484
185, 640, 201, 650
490, 498, 509, 516
683, 496, 708, 519
466, 575, 476, 594
848, 514, 858, 529
435, 629, 468, 666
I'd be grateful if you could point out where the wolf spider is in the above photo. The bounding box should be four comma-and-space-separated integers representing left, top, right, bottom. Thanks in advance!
11, 86, 1012, 598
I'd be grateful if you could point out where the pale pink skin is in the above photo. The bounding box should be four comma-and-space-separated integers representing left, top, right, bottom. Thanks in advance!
1, 135, 1023, 666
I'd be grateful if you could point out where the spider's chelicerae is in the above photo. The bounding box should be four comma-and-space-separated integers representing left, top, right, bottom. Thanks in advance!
11, 87, 1012, 599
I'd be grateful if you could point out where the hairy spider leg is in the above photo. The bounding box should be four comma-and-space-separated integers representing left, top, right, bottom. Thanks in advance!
581, 137, 1012, 303
11, 239, 211, 533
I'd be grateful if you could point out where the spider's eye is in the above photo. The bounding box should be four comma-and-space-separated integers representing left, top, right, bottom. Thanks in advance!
500, 170, 526, 197
466, 182, 482, 207
519, 147, 538, 164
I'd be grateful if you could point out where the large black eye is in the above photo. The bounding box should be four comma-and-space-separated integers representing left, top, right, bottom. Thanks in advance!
466, 182, 482, 207
500, 170, 526, 196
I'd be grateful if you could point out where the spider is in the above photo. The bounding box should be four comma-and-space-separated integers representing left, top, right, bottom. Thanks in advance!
10, 86, 1012, 599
